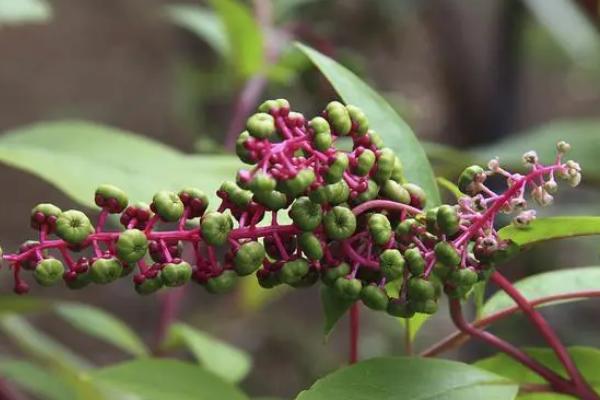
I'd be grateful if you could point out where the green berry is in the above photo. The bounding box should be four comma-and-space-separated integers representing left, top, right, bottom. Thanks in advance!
379, 249, 405, 280
325, 101, 352, 135
152, 191, 184, 222
390, 157, 406, 183
246, 112, 276, 139
434, 242, 461, 266
55, 210, 94, 245
201, 212, 232, 246
116, 229, 148, 263
407, 278, 436, 301
360, 284, 389, 311
449, 268, 479, 286
325, 152, 349, 183
298, 232, 323, 261
373, 148, 395, 183
323, 206, 357, 240
254, 190, 288, 211
333, 277, 362, 300
234, 241, 265, 276
95, 184, 128, 213
90, 257, 123, 284
161, 261, 193, 287
346, 105, 369, 135
425, 207, 439, 234
386, 299, 415, 318
248, 172, 276, 194
404, 247, 425, 276
279, 258, 310, 285
325, 181, 350, 205
220, 181, 253, 207
257, 268, 280, 289
458, 165, 485, 195
278, 169, 315, 198
367, 213, 392, 246
66, 272, 92, 290
432, 262, 453, 280
30, 203, 62, 230
355, 149, 376, 176
412, 299, 438, 314
381, 180, 410, 204
258, 99, 288, 113
437, 205, 460, 236
135, 276, 163, 295
321, 262, 351, 286
289, 266, 319, 288
354, 179, 379, 204
367, 130, 384, 148
236, 131, 256, 164
179, 187, 209, 217
34, 259, 64, 286
205, 270, 238, 294
403, 183, 427, 208
395, 218, 418, 242
309, 117, 333, 151
289, 197, 322, 231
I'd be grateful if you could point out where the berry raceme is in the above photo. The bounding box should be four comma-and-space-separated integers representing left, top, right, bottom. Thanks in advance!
0, 100, 580, 320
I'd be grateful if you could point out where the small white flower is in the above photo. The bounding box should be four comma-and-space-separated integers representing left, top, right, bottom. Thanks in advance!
543, 180, 558, 194
513, 210, 536, 228
556, 141, 571, 154
568, 172, 582, 187
522, 150, 538, 166
487, 157, 501, 172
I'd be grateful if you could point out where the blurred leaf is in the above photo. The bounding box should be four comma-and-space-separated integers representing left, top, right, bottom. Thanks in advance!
397, 313, 431, 343
209, 0, 264, 79
54, 302, 149, 358
523, 0, 600, 68
0, 295, 49, 315
0, 0, 51, 25
273, 0, 319, 22
436, 177, 463, 199
517, 394, 574, 400
296, 357, 518, 400
0, 314, 92, 369
474, 346, 600, 388
498, 217, 600, 247
472, 281, 487, 319
164, 4, 230, 59
482, 266, 600, 317
267, 47, 311, 84
163, 322, 251, 383
238, 277, 288, 312
297, 43, 441, 207
320, 286, 353, 338
0, 360, 77, 400
90, 358, 249, 400
0, 121, 239, 209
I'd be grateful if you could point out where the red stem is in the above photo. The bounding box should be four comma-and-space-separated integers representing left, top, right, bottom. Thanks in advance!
153, 286, 186, 355
349, 302, 359, 364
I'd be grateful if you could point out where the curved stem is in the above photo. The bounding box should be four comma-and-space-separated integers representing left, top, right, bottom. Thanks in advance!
421, 290, 600, 357
351, 199, 421, 217
349, 302, 359, 364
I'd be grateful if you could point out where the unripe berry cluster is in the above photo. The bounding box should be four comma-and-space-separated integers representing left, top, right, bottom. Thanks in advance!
0, 100, 579, 320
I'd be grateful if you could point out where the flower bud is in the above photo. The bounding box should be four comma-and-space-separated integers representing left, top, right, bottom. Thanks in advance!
346, 105, 369, 135
360, 284, 389, 311
95, 184, 128, 213
236, 131, 257, 165
116, 229, 148, 263
556, 141, 571, 154
201, 212, 233, 246
367, 213, 392, 246
55, 210, 94, 245
254, 190, 288, 211
323, 206, 357, 240
522, 150, 538, 166
487, 158, 500, 172
161, 261, 193, 287
325, 101, 351, 136
289, 197, 322, 231
234, 241, 265, 276
403, 183, 427, 209
354, 179, 379, 204
152, 191, 185, 222
205, 270, 238, 294
390, 156, 406, 183
333, 277, 362, 300
354, 149, 376, 176
412, 299, 438, 315
458, 165, 485, 195
256, 268, 281, 289
381, 180, 410, 204
325, 152, 349, 183
434, 242, 461, 266
436, 205, 460, 236
90, 256, 123, 284
513, 209, 536, 228
247, 172, 276, 194
407, 278, 435, 301
404, 247, 425, 276
298, 232, 324, 261
246, 113, 276, 139
278, 169, 316, 198
373, 148, 395, 183
34, 258, 64, 286
321, 262, 351, 286
135, 276, 163, 295
279, 258, 310, 285
30, 203, 62, 231
379, 249, 405, 280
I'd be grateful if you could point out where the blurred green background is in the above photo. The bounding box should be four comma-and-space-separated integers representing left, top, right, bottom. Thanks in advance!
0, 0, 599, 399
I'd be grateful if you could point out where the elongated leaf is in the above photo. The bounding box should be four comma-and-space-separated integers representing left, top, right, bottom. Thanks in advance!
436, 176, 463, 199
0, 315, 91, 369
482, 267, 600, 317
209, 0, 263, 78
163, 322, 251, 383
296, 357, 518, 400
0, 121, 239, 209
498, 217, 600, 247
320, 286, 353, 337
0, 295, 49, 315
164, 4, 230, 58
54, 302, 149, 357
474, 346, 600, 388
297, 43, 440, 207
398, 313, 431, 343
0, 0, 51, 25
0, 360, 77, 400
90, 359, 249, 400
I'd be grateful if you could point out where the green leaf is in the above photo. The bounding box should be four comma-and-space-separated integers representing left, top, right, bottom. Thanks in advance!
164, 4, 230, 59
163, 322, 251, 383
0, 295, 49, 315
297, 43, 440, 207
320, 286, 354, 338
209, 0, 264, 79
474, 346, 600, 388
0, 0, 51, 25
90, 358, 249, 400
296, 357, 518, 400
0, 315, 92, 370
238, 277, 288, 312
0, 120, 239, 209
0, 360, 77, 400
482, 266, 600, 317
397, 313, 431, 343
54, 302, 149, 357
498, 217, 600, 247
436, 176, 464, 200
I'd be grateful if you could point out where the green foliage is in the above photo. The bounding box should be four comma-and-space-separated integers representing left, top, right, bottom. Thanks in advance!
54, 302, 149, 357
0, 360, 76, 400
296, 357, 518, 400
498, 217, 600, 247
398, 313, 432, 344
297, 43, 440, 207
162, 322, 251, 384
90, 359, 249, 400
482, 266, 600, 317
0, 121, 239, 209
320, 285, 354, 337
0, 0, 51, 26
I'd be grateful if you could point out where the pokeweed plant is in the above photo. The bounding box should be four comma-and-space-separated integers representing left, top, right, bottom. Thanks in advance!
0, 95, 595, 399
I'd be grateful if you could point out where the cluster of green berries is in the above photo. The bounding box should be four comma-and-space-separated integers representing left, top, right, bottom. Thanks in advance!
0, 100, 579, 322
